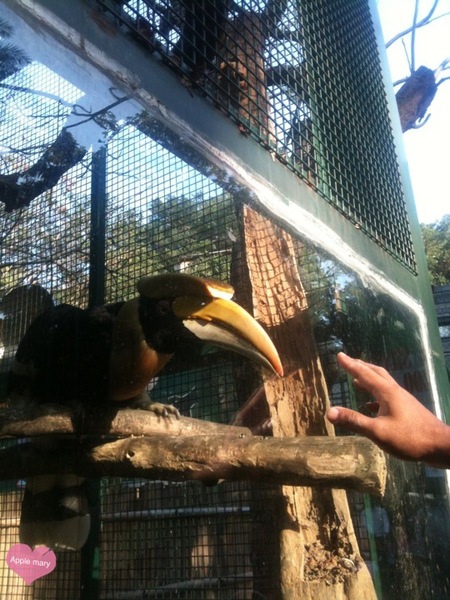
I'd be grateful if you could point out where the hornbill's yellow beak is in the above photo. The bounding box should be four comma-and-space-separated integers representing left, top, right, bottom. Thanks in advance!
138, 274, 283, 377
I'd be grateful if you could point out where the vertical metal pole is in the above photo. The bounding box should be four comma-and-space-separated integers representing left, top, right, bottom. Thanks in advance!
80, 145, 107, 600
89, 146, 107, 308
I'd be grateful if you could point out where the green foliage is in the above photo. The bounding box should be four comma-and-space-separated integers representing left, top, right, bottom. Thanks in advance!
0, 18, 31, 82
421, 215, 450, 285
103, 191, 236, 303
0, 172, 92, 306
1, 184, 236, 306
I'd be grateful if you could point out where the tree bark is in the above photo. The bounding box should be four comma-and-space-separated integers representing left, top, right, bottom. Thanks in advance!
218, 8, 275, 142
0, 405, 249, 438
0, 129, 87, 212
237, 205, 378, 599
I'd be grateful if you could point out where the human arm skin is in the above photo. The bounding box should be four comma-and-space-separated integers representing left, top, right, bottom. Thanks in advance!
326, 352, 450, 468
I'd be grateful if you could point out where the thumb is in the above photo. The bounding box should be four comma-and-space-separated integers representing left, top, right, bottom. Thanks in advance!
327, 406, 375, 437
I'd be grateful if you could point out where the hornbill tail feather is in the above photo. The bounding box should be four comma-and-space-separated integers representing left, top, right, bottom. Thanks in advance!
19, 475, 90, 550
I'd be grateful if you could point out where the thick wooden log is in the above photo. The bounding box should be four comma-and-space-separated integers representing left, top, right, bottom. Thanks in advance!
237, 206, 378, 599
0, 434, 385, 494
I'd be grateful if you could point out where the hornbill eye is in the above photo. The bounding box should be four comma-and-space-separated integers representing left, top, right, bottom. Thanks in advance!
156, 300, 172, 316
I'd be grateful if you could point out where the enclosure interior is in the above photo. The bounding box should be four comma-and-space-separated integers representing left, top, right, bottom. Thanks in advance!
0, 0, 449, 599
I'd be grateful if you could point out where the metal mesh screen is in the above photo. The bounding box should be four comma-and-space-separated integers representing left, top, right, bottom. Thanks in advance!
0, 58, 90, 600
99, 480, 277, 599
0, 64, 91, 359
93, 0, 416, 272
0, 58, 278, 599
2, 2, 447, 599
103, 124, 236, 304
294, 243, 450, 599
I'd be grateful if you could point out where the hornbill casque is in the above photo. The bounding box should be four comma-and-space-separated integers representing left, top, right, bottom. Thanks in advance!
8, 273, 283, 550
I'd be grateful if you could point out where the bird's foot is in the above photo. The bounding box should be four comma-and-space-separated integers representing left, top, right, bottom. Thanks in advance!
131, 396, 180, 419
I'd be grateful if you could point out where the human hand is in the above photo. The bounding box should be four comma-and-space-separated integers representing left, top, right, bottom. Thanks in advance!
326, 352, 450, 467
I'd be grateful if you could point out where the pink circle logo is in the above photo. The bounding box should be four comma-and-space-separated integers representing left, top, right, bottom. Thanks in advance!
6, 544, 57, 585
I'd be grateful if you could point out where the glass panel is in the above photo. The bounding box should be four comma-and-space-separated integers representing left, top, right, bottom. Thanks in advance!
297, 243, 450, 599
0, 3, 447, 600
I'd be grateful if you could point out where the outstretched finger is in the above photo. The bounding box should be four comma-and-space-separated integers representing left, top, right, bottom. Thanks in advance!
337, 353, 395, 393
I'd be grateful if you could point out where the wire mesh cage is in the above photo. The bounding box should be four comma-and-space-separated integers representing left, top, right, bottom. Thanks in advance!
0, 51, 282, 598
93, 0, 415, 271
0, 1, 449, 599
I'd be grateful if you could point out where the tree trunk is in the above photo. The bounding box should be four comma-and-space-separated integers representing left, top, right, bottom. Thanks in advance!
218, 9, 274, 143
237, 205, 377, 599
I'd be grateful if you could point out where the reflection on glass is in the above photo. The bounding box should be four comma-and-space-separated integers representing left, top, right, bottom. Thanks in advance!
0, 11, 448, 600
297, 246, 450, 599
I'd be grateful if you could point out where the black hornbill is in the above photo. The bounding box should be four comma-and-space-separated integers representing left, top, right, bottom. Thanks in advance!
8, 273, 282, 550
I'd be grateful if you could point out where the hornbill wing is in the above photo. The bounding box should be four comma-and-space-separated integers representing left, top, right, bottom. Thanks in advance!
8, 303, 119, 409
8, 302, 117, 550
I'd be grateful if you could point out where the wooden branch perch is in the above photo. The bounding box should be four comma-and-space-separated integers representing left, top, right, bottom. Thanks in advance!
0, 407, 386, 495
0, 405, 250, 438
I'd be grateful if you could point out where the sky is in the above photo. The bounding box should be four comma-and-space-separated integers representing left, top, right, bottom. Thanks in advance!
377, 0, 450, 224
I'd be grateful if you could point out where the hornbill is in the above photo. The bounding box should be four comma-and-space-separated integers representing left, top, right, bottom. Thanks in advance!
8, 273, 282, 550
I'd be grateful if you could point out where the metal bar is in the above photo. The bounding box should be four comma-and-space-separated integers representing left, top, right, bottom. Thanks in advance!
101, 504, 251, 522
82, 145, 108, 600
89, 146, 107, 308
